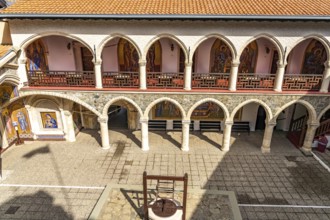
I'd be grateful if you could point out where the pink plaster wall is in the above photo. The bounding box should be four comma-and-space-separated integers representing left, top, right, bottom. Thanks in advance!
101, 38, 119, 72
255, 38, 274, 74
194, 38, 214, 73
286, 39, 311, 74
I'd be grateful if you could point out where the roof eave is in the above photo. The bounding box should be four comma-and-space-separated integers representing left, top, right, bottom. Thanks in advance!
1, 14, 330, 21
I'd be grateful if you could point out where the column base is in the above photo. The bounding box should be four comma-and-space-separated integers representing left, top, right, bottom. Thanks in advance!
273, 88, 282, 92
221, 146, 229, 152
181, 146, 189, 152
102, 144, 110, 150
261, 146, 270, 153
228, 88, 236, 92
183, 87, 191, 91
139, 87, 147, 90
300, 146, 313, 156
95, 86, 103, 89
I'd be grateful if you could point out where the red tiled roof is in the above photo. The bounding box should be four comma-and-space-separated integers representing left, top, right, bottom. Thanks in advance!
1, 0, 330, 17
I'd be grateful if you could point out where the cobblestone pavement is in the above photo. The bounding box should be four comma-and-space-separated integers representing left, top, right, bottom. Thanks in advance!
1, 129, 330, 219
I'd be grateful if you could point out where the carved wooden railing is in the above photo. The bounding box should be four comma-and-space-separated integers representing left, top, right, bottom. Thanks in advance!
102, 72, 139, 88
315, 119, 330, 137
237, 73, 276, 90
27, 70, 95, 87
147, 72, 184, 88
282, 74, 323, 91
191, 73, 230, 89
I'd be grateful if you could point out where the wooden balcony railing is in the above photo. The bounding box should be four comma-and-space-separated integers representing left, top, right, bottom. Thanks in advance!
147, 72, 184, 88
27, 70, 95, 87
282, 74, 323, 91
237, 73, 275, 90
191, 73, 230, 89
315, 119, 330, 138
102, 72, 139, 88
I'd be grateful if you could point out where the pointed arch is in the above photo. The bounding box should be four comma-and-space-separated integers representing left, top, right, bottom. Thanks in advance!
273, 100, 318, 123
230, 99, 272, 122
102, 96, 143, 118
187, 98, 229, 120
144, 97, 186, 119
97, 34, 142, 61
192, 34, 237, 62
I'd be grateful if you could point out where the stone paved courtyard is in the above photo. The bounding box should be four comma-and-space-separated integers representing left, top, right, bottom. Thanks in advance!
1, 129, 330, 219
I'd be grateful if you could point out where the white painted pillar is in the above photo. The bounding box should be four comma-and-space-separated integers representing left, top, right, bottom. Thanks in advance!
18, 55, 28, 89
140, 118, 149, 151
261, 122, 276, 153
274, 62, 286, 92
139, 60, 147, 90
181, 120, 190, 151
320, 61, 330, 93
0, 116, 8, 149
25, 105, 37, 140
229, 61, 239, 91
64, 111, 76, 142
302, 122, 319, 153
184, 62, 192, 90
79, 105, 85, 128
222, 121, 233, 151
93, 60, 103, 89
98, 116, 110, 149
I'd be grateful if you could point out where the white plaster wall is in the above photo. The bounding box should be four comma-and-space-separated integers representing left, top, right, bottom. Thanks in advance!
159, 38, 179, 72
240, 103, 259, 131
255, 38, 273, 74
44, 36, 76, 71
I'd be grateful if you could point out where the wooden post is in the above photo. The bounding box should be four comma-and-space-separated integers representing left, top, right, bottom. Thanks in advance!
143, 171, 148, 219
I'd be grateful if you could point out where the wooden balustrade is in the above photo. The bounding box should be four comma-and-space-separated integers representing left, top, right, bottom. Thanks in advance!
147, 72, 184, 88
315, 119, 330, 137
282, 74, 323, 91
102, 72, 139, 88
237, 73, 276, 90
191, 73, 230, 89
27, 70, 95, 87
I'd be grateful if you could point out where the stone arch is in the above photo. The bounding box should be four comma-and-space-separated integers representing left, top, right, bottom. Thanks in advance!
144, 97, 186, 119
187, 98, 230, 120
318, 104, 330, 121
288, 34, 330, 61
191, 34, 237, 62
238, 33, 284, 63
6, 91, 101, 117
20, 31, 94, 55
143, 34, 188, 62
273, 99, 318, 123
97, 34, 142, 61
230, 99, 272, 122
0, 73, 20, 86
102, 96, 143, 118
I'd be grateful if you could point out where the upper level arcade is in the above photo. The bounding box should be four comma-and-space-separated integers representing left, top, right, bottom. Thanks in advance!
18, 33, 330, 93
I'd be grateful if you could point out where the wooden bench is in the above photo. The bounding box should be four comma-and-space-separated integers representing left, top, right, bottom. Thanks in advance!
232, 121, 250, 135
173, 120, 194, 131
200, 121, 221, 131
148, 120, 166, 130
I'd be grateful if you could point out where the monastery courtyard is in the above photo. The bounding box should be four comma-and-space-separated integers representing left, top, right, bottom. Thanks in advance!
0, 129, 330, 220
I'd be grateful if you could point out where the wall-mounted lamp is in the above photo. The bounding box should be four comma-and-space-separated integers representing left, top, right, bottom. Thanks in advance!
265, 46, 270, 54
170, 43, 174, 51
67, 42, 71, 50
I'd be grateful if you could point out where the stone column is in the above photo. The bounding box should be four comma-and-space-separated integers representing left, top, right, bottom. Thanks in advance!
184, 62, 192, 90
79, 105, 85, 127
229, 61, 240, 91
320, 61, 330, 93
302, 122, 319, 153
98, 116, 110, 149
93, 60, 103, 89
140, 118, 149, 151
0, 115, 8, 149
181, 120, 190, 151
64, 111, 76, 142
139, 60, 147, 90
261, 122, 276, 153
18, 56, 28, 89
128, 109, 138, 130
222, 121, 233, 151
274, 62, 286, 92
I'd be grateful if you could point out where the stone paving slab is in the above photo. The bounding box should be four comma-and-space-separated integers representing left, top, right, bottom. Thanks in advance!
96, 185, 241, 220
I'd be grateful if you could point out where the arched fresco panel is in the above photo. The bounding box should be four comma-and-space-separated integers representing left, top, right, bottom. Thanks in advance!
118, 39, 139, 72
301, 39, 327, 75
210, 39, 233, 73
26, 39, 48, 71
146, 40, 162, 72
239, 41, 258, 73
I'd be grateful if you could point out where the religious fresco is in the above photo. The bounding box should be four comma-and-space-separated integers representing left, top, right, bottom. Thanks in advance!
26, 39, 48, 71
301, 40, 327, 75
191, 102, 241, 120
1, 101, 32, 143
239, 41, 258, 73
118, 39, 139, 72
210, 39, 232, 73
40, 112, 58, 128
0, 84, 18, 105
146, 40, 162, 72
153, 101, 181, 119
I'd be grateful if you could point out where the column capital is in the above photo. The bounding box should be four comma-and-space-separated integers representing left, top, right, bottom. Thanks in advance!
93, 59, 102, 65
224, 120, 234, 126
98, 116, 108, 123
231, 61, 240, 67
276, 60, 287, 68
324, 61, 330, 68
18, 58, 27, 64
140, 117, 149, 123
182, 120, 191, 125
63, 110, 71, 117
308, 121, 320, 128
266, 122, 277, 127
139, 59, 147, 66
185, 62, 193, 67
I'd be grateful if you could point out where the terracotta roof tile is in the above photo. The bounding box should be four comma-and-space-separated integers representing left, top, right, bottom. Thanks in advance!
0, 45, 12, 57
1, 0, 330, 16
